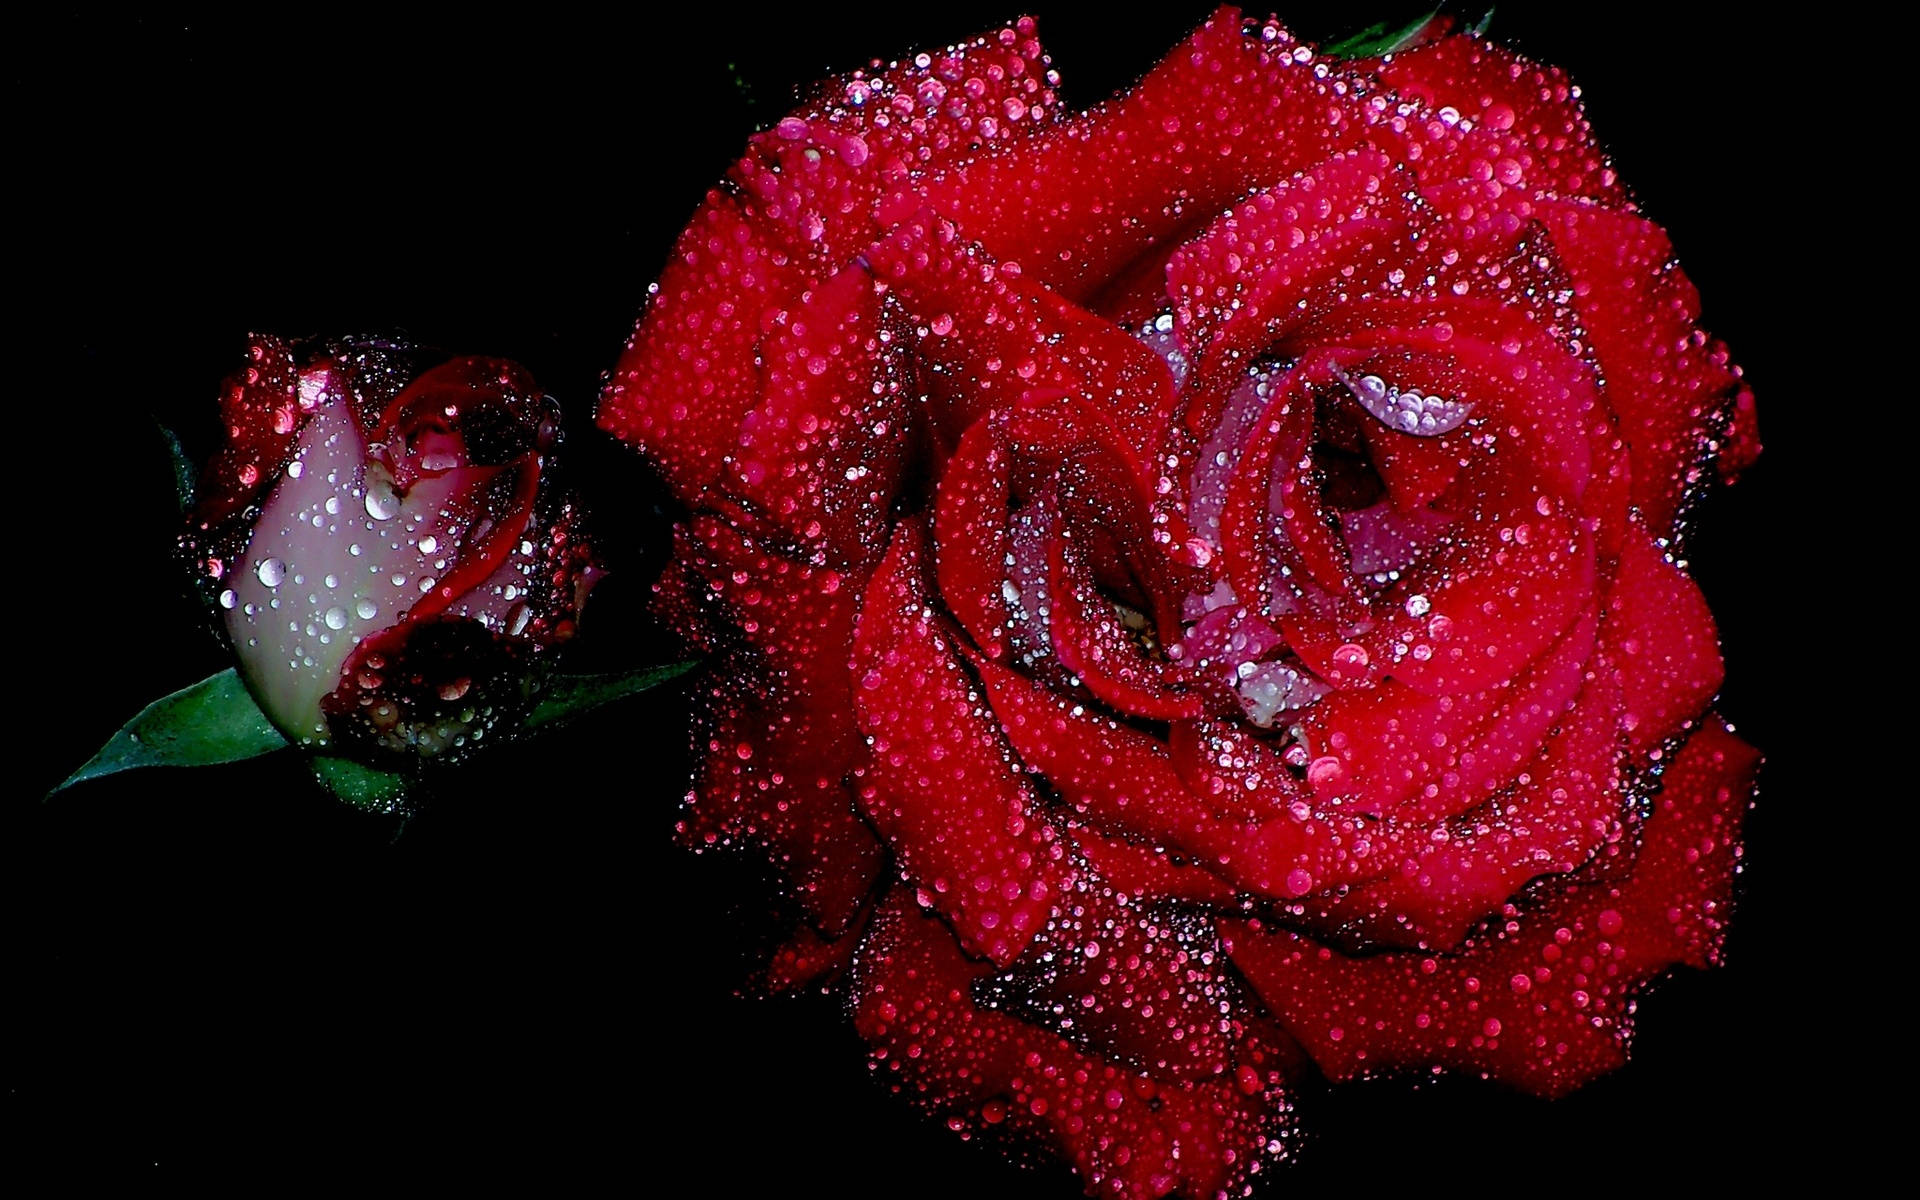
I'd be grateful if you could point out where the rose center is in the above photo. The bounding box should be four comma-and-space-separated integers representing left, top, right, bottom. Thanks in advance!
1150, 336, 1468, 728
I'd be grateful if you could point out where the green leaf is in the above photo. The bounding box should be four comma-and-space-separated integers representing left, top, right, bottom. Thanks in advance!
1324, 9, 1442, 57
52, 669, 288, 795
524, 661, 700, 732
310, 756, 410, 814
159, 420, 195, 515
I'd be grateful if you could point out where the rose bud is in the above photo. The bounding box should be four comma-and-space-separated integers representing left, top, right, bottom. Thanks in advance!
183, 335, 600, 762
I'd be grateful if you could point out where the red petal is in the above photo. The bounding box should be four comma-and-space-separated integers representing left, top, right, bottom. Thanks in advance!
1309, 675, 1625, 950
597, 190, 807, 501
1216, 371, 1313, 616
852, 522, 1068, 965
1370, 35, 1622, 220
854, 891, 1291, 1199
766, 907, 870, 994
994, 880, 1239, 1081
600, 18, 1069, 501
371, 357, 546, 623
188, 333, 302, 535
1045, 528, 1214, 721
1067, 824, 1239, 908
1297, 606, 1598, 819
867, 210, 1178, 483
782, 16, 1062, 186
1718, 382, 1761, 480
683, 691, 884, 935
979, 662, 1398, 902
1166, 148, 1411, 374
1362, 426, 1465, 513
1605, 528, 1726, 754
727, 109, 894, 272
977, 657, 1216, 852
934, 417, 1016, 661
1285, 496, 1593, 697
1538, 200, 1746, 536
668, 517, 884, 933
1227, 720, 1758, 1098
1321, 296, 1597, 505
901, 9, 1359, 302
726, 262, 909, 564
675, 515, 866, 715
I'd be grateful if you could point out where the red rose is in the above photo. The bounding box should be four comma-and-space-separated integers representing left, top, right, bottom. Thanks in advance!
602, 8, 1760, 1195
184, 335, 600, 765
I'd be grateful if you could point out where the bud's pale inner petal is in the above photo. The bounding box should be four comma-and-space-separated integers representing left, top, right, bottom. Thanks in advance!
226, 374, 519, 747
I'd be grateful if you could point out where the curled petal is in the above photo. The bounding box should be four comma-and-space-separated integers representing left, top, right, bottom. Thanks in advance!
1296, 607, 1598, 820
684, 691, 885, 936
868, 211, 1179, 483
1167, 149, 1412, 374
727, 262, 910, 565
1067, 824, 1240, 908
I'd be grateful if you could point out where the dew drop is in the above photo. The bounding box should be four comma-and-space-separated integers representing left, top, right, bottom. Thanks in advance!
365, 481, 401, 521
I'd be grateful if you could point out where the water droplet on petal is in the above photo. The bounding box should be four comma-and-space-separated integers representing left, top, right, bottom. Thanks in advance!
365, 481, 400, 521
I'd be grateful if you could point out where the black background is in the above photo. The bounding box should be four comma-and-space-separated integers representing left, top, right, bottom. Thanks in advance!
16, 3, 1814, 1189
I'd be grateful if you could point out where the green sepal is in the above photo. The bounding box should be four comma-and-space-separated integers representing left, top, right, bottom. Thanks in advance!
524, 661, 700, 733
310, 755, 411, 814
1324, 9, 1442, 57
52, 668, 288, 796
